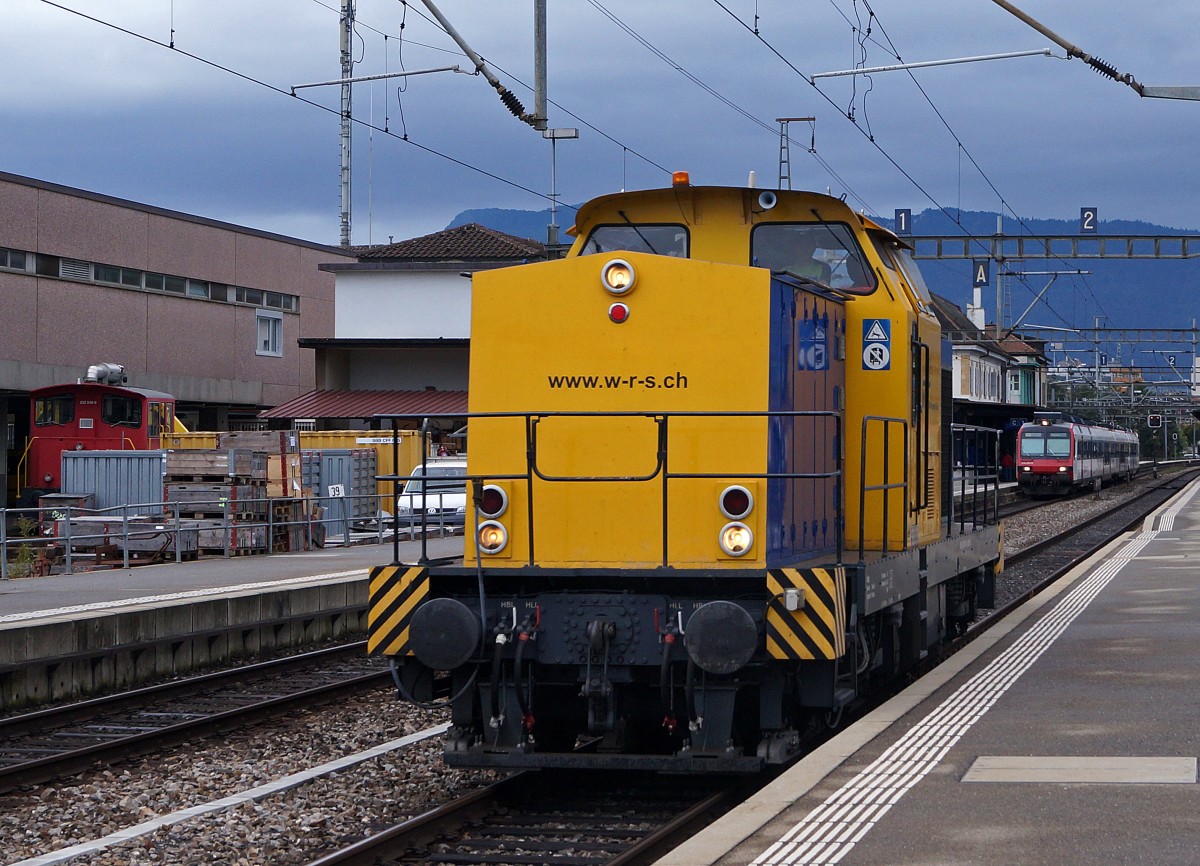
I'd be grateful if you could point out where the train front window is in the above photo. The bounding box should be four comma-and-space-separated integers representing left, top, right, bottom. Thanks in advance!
1020, 429, 1070, 458
581, 224, 688, 257
751, 223, 876, 293
34, 395, 74, 426
102, 395, 142, 428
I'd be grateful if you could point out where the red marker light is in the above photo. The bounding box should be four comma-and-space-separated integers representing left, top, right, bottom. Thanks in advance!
609, 302, 630, 323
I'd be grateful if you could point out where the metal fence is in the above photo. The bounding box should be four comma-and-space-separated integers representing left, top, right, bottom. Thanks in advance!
0, 490, 463, 580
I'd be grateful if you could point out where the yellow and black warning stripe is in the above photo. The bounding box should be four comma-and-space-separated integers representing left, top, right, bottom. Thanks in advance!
765, 566, 847, 660
367, 565, 428, 656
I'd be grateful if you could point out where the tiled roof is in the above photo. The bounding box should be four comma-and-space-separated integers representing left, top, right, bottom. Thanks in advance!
259, 389, 468, 420
930, 293, 984, 337
351, 223, 546, 261
996, 334, 1042, 356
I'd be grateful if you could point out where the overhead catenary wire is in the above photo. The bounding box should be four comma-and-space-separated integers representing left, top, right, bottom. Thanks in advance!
859, 5, 1112, 325
583, 0, 876, 212
716, 0, 1110, 330
37, 0, 558, 210
323, 0, 676, 194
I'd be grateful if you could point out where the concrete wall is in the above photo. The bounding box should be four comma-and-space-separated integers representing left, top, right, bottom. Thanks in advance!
334, 270, 471, 339
0, 578, 367, 710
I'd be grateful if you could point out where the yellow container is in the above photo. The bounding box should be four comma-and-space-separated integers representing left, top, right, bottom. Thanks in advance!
166, 430, 425, 497
300, 430, 425, 497
164, 432, 219, 450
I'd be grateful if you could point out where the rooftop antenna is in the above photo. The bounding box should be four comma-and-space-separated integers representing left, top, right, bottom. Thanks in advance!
775, 117, 814, 190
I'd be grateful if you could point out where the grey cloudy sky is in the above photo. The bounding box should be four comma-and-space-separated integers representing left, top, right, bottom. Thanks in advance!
4, 0, 1197, 246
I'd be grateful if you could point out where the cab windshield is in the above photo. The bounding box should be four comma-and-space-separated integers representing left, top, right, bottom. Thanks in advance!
580, 224, 688, 257
1020, 428, 1071, 458
35, 394, 75, 426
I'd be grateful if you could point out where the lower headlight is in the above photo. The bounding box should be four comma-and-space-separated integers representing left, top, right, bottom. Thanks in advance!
719, 522, 753, 556
477, 520, 508, 554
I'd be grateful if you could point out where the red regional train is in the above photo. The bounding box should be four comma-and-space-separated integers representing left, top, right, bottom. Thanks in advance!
19, 364, 179, 502
1015, 411, 1139, 496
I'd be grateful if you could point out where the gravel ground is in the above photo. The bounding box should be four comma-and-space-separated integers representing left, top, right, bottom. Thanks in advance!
0, 690, 496, 866
0, 472, 1180, 866
999, 472, 1161, 554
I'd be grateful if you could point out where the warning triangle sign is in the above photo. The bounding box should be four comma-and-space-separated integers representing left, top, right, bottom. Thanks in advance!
865, 320, 888, 342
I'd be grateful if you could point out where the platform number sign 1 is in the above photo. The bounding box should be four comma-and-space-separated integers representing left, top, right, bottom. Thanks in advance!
894, 208, 911, 236
1080, 207, 1098, 234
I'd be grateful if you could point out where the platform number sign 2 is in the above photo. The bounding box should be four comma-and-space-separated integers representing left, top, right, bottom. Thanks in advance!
1080, 207, 1098, 234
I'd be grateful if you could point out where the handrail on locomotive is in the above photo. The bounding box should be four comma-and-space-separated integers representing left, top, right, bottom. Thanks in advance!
377, 412, 1002, 567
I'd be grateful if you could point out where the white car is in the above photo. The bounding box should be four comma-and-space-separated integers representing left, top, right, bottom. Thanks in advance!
395, 460, 468, 527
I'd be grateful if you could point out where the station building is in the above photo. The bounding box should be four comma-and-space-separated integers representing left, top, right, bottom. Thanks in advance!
0, 170, 355, 506
259, 223, 547, 435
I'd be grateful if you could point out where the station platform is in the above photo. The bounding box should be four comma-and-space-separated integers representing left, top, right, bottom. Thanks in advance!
660, 478, 1200, 866
0, 535, 463, 709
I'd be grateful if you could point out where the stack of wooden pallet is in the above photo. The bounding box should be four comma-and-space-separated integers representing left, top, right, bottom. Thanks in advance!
164, 449, 270, 555
270, 498, 308, 553
216, 431, 303, 498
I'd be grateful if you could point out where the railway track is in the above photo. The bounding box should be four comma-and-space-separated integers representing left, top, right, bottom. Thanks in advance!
0, 641, 390, 793
985, 467, 1199, 616
307, 770, 751, 866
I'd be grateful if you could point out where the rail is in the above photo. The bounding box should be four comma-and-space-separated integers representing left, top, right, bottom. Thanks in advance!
378, 410, 845, 568
947, 423, 1002, 532
13, 437, 37, 498
857, 415, 909, 560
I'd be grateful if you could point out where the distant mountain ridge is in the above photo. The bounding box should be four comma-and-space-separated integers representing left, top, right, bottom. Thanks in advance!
448, 206, 1200, 331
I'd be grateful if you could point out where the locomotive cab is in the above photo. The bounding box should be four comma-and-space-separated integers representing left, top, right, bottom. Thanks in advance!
20, 364, 177, 501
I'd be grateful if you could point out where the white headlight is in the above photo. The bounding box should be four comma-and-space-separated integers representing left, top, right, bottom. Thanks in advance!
601, 259, 635, 294
477, 520, 508, 554
719, 522, 753, 557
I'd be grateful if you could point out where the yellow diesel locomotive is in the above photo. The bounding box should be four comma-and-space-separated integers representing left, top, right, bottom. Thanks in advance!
369, 175, 1003, 772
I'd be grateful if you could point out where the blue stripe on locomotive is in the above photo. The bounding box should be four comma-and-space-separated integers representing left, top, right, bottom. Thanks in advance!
766, 275, 845, 566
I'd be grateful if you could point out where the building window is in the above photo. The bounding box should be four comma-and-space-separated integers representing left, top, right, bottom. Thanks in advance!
9, 245, 299, 312
256, 311, 283, 357
0, 247, 27, 271
94, 264, 142, 287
